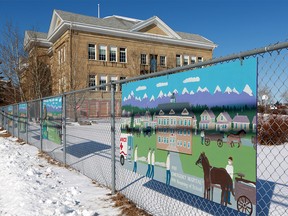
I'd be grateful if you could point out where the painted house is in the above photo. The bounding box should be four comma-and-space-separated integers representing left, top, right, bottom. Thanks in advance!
199, 110, 216, 130
216, 112, 232, 131
121, 117, 131, 129
252, 116, 257, 132
233, 115, 250, 131
133, 114, 142, 127
155, 95, 194, 154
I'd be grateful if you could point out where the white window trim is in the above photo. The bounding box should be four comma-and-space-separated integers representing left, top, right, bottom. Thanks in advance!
88, 44, 97, 60
140, 54, 147, 65
99, 45, 107, 61
110, 46, 117, 62
119, 47, 127, 63
160, 55, 166, 67
183, 55, 189, 65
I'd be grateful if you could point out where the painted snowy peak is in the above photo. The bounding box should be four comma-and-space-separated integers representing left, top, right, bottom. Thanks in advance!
122, 84, 256, 108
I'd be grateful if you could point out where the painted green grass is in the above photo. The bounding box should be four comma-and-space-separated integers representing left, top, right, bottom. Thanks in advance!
180, 135, 256, 182
45, 121, 61, 144
133, 133, 256, 182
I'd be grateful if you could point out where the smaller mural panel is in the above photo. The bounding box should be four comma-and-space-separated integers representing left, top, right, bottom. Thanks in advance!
19, 103, 27, 133
7, 105, 13, 128
42, 97, 62, 145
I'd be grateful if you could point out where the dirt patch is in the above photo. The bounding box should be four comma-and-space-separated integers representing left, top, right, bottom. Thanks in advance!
0, 132, 11, 137
112, 193, 151, 216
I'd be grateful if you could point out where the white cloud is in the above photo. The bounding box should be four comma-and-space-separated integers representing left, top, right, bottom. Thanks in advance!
156, 82, 168, 87
136, 86, 147, 91
183, 77, 200, 83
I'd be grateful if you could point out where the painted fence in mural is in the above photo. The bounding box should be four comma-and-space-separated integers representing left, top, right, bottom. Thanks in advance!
120, 59, 257, 215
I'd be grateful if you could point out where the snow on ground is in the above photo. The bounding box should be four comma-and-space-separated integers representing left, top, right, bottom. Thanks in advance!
0, 134, 121, 216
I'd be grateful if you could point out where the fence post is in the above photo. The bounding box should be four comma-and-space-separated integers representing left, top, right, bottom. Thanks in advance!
12, 106, 15, 137
26, 103, 29, 143
17, 104, 19, 139
40, 99, 43, 152
62, 95, 67, 166
111, 83, 116, 195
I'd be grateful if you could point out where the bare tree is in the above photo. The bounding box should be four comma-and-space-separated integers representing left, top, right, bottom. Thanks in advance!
23, 31, 52, 100
0, 21, 26, 103
258, 85, 272, 104
281, 91, 288, 104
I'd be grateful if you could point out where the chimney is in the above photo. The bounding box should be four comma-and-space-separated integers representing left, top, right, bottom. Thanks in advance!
98, 4, 100, 18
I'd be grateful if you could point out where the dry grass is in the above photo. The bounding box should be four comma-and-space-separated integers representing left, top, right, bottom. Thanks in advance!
37, 151, 65, 167
111, 193, 151, 216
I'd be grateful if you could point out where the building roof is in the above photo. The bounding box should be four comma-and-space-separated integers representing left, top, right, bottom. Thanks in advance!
55, 10, 139, 30
26, 31, 48, 39
24, 31, 52, 50
252, 116, 256, 124
47, 9, 217, 49
219, 111, 232, 122
201, 110, 215, 118
157, 102, 194, 116
233, 115, 250, 123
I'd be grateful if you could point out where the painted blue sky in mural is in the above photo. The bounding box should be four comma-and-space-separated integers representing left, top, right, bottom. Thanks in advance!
43, 97, 62, 113
122, 59, 257, 108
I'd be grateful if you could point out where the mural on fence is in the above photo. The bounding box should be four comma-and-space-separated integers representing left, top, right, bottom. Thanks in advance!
42, 97, 62, 145
120, 58, 257, 215
19, 103, 27, 133
7, 105, 13, 128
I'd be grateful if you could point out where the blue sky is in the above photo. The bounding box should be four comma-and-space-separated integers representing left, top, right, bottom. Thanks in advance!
122, 58, 257, 100
0, 0, 287, 58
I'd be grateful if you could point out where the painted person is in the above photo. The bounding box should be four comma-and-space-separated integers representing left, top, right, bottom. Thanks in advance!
166, 151, 171, 185
200, 129, 205, 144
146, 148, 151, 177
133, 145, 138, 173
225, 156, 234, 205
149, 149, 155, 179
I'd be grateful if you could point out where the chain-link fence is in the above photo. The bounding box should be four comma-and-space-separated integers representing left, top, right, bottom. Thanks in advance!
0, 41, 287, 216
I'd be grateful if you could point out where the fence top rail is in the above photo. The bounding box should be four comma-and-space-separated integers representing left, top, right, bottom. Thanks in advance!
113, 41, 288, 85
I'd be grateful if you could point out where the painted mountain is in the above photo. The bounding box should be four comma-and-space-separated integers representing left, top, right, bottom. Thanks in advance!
122, 84, 256, 108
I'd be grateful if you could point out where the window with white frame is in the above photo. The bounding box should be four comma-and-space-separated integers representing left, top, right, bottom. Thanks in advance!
191, 56, 196, 64
58, 46, 66, 65
88, 44, 96, 60
99, 76, 107, 91
160, 56, 166, 67
99, 45, 107, 61
111, 76, 117, 89
119, 48, 127, 63
198, 56, 203, 63
176, 54, 181, 67
88, 74, 96, 88
110, 46, 117, 62
140, 54, 147, 65
183, 55, 189, 65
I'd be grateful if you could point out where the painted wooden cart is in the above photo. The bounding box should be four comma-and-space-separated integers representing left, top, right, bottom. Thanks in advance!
204, 132, 224, 147
235, 173, 256, 216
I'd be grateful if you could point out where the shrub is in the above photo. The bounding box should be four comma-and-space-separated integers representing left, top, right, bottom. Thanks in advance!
258, 115, 288, 145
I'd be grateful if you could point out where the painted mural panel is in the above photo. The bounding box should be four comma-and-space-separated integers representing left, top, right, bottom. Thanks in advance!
121, 59, 257, 215
7, 105, 13, 128
19, 103, 27, 133
42, 97, 62, 145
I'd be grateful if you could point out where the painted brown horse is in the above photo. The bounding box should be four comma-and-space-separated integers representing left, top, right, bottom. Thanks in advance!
227, 129, 247, 148
195, 152, 234, 206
